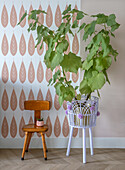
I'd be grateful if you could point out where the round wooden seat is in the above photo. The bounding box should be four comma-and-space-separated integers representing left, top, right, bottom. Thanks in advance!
22, 124, 48, 133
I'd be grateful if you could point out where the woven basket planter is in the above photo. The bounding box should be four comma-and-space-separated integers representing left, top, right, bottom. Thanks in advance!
67, 96, 99, 128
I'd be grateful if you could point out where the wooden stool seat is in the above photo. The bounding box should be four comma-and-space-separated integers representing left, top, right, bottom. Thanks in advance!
21, 100, 50, 161
22, 124, 48, 133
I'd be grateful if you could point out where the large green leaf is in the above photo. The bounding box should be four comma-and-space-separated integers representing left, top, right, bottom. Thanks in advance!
79, 79, 92, 94
107, 14, 116, 26
54, 82, 63, 95
56, 40, 69, 53
50, 51, 64, 70
82, 59, 93, 70
101, 36, 110, 57
94, 56, 112, 71
111, 23, 120, 32
88, 72, 105, 91
76, 11, 84, 20
60, 52, 82, 73
87, 44, 99, 61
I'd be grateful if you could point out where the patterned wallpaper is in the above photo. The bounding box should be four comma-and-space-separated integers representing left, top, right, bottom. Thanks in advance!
0, 0, 81, 143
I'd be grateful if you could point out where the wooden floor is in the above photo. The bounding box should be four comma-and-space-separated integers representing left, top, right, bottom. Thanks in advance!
0, 149, 125, 170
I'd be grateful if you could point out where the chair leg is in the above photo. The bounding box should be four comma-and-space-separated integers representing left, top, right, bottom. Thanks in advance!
21, 132, 28, 160
25, 132, 32, 152
89, 127, 94, 156
66, 126, 73, 156
41, 133, 47, 160
83, 128, 86, 164
44, 135, 48, 152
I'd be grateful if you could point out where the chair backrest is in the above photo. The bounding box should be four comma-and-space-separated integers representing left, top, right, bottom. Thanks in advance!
24, 100, 50, 124
24, 100, 50, 111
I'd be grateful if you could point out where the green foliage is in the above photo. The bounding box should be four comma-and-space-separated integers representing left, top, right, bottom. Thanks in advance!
18, 4, 120, 106
60, 52, 82, 73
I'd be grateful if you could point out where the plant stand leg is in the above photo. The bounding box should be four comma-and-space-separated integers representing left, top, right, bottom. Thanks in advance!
83, 128, 86, 164
89, 127, 93, 156
66, 126, 73, 156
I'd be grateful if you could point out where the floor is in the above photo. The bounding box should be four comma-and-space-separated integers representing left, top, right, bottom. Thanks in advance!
0, 149, 125, 170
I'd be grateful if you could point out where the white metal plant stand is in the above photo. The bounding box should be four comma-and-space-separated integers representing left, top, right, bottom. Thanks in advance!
66, 96, 99, 164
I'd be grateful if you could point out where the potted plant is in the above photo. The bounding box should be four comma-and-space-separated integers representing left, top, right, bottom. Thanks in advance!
36, 118, 44, 127
18, 5, 120, 113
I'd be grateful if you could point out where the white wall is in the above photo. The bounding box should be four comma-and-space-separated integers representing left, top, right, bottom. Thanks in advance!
81, 0, 125, 139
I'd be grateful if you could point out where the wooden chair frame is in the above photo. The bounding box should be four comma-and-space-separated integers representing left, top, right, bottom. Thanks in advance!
21, 100, 50, 161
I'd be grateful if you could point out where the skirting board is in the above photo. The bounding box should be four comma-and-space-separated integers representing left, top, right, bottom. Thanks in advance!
0, 138, 125, 148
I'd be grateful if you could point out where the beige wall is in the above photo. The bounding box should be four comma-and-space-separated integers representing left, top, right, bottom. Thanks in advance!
81, 0, 125, 137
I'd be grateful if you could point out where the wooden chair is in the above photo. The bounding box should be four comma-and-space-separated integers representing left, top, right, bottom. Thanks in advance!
21, 100, 50, 161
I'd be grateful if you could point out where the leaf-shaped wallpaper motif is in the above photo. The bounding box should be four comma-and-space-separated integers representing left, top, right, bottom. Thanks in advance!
37, 61, 44, 83
55, 5, 62, 27
72, 4, 79, 24
1, 116, 8, 138
19, 116, 25, 138
73, 128, 78, 137
72, 72, 79, 83
62, 116, 69, 137
2, 34, 9, 56
10, 34, 17, 56
46, 5, 53, 27
10, 61, 17, 83
10, 5, 17, 27
63, 100, 67, 110
19, 5, 26, 27
1, 89, 9, 111
19, 61, 26, 83
72, 33, 79, 55
28, 61, 35, 83
54, 116, 61, 137
28, 34, 35, 56
29, 116, 34, 136
65, 71, 70, 81
63, 5, 68, 23
37, 89, 43, 100
19, 34, 26, 56
64, 34, 70, 55
10, 89, 17, 111
38, 5, 44, 25
54, 94, 61, 110
28, 5, 33, 25
19, 89, 26, 111
45, 89, 52, 109
45, 68, 52, 83
2, 61, 9, 83
1, 5, 8, 27
28, 89, 34, 100
46, 116, 52, 137
10, 116, 17, 138
37, 41, 44, 55
29, 116, 33, 124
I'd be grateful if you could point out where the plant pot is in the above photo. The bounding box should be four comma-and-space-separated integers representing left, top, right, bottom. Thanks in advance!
67, 95, 99, 128
36, 120, 44, 127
